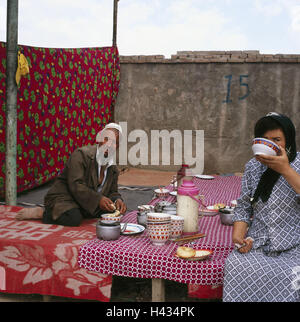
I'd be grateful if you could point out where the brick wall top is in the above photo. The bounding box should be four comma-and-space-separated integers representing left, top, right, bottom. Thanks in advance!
120, 51, 300, 63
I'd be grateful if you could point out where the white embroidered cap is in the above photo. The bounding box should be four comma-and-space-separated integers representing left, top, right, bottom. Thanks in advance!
96, 123, 123, 144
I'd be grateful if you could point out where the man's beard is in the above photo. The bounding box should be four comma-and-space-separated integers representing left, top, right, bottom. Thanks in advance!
96, 145, 116, 166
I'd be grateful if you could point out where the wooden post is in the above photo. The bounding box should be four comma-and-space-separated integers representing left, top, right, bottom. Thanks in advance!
111, 0, 119, 123
152, 278, 165, 302
5, 0, 18, 205
112, 0, 119, 47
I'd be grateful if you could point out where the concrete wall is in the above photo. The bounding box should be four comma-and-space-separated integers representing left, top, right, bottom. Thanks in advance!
115, 51, 300, 174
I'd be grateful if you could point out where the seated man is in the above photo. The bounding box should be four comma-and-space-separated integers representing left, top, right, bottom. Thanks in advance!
16, 123, 127, 226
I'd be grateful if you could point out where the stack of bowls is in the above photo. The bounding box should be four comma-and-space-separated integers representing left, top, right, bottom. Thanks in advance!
147, 213, 171, 246
252, 138, 280, 156
169, 215, 184, 240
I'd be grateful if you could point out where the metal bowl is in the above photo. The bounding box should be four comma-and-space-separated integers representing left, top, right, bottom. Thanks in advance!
162, 206, 177, 215
219, 207, 235, 226
137, 211, 147, 228
96, 220, 121, 240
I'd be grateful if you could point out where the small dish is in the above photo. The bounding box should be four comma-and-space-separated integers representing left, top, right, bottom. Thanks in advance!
174, 249, 213, 261
120, 223, 145, 235
199, 207, 218, 216
169, 191, 177, 196
194, 175, 215, 180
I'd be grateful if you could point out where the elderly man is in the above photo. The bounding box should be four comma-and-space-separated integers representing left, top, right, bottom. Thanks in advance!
16, 123, 127, 226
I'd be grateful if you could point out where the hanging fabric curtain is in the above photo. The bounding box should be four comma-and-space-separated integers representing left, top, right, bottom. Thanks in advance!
0, 42, 120, 196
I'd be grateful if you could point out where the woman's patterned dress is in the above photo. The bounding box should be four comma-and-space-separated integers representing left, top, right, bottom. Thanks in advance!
223, 153, 300, 302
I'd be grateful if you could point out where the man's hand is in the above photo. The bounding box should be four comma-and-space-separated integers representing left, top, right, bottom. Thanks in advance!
114, 199, 127, 214
99, 196, 115, 212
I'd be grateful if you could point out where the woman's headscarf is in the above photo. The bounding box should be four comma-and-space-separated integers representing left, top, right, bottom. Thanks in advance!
252, 112, 297, 204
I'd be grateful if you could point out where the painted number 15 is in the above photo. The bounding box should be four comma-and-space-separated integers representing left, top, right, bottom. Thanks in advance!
223, 74, 250, 103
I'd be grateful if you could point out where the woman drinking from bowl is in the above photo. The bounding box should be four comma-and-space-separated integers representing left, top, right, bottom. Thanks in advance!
223, 112, 300, 302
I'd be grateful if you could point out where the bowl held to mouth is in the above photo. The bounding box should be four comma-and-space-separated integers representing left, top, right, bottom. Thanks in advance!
252, 138, 280, 156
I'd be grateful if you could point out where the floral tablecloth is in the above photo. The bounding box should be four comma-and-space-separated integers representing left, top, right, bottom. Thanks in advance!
78, 175, 242, 299
0, 42, 120, 196
0, 205, 111, 301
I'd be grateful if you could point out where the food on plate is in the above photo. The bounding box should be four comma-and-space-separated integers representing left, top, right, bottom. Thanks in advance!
176, 246, 196, 259
194, 250, 212, 257
213, 203, 226, 210
107, 209, 121, 217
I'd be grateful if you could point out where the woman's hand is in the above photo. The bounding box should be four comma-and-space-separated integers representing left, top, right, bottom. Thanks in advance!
232, 221, 253, 254
256, 147, 300, 194
255, 146, 290, 175
233, 235, 253, 254
237, 238, 253, 254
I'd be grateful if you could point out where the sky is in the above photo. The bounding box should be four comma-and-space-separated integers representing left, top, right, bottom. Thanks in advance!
1, 0, 300, 58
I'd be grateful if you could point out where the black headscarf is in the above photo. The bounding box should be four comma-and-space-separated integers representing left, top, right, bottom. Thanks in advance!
252, 112, 297, 204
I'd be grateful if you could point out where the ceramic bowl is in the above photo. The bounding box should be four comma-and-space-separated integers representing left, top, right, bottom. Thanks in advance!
252, 138, 280, 156
154, 188, 170, 198
170, 215, 184, 240
101, 214, 122, 223
148, 222, 170, 246
147, 212, 171, 223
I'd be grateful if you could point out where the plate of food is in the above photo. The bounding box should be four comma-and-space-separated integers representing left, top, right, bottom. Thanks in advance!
211, 203, 226, 210
120, 223, 145, 235
199, 207, 219, 216
194, 175, 215, 180
174, 246, 213, 261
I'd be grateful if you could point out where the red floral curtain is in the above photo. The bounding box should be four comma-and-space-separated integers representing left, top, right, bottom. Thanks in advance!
0, 42, 120, 196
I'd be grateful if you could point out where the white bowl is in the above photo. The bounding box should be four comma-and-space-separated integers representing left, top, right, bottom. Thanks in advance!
154, 188, 170, 198
147, 212, 171, 222
101, 213, 122, 223
148, 223, 170, 246
252, 138, 280, 156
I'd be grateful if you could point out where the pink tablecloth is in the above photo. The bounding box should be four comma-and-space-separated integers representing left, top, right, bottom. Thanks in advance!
78, 175, 242, 287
